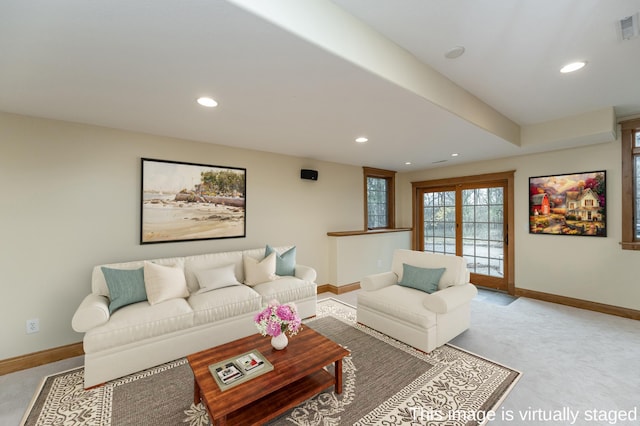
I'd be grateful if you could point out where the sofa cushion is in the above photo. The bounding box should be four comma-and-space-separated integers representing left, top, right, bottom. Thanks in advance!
398, 264, 445, 294
184, 251, 244, 294
101, 266, 147, 314
83, 298, 194, 353
188, 285, 262, 325
243, 252, 276, 286
357, 285, 437, 330
265, 244, 296, 276
194, 263, 242, 294
143, 262, 189, 305
252, 276, 316, 306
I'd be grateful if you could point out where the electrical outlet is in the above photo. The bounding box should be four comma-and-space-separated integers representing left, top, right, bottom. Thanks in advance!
26, 318, 40, 334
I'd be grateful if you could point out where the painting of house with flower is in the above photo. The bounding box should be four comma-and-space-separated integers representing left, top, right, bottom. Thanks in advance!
529, 171, 606, 236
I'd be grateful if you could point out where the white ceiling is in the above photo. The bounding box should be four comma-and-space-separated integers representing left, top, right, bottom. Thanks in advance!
1, 0, 639, 171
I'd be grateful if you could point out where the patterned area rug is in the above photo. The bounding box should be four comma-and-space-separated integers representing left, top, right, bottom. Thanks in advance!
22, 298, 520, 425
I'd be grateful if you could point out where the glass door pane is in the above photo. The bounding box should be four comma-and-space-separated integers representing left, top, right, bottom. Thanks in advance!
423, 190, 456, 255
462, 187, 504, 278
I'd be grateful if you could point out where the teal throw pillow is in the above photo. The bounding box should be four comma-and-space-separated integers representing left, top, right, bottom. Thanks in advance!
101, 267, 147, 314
265, 245, 296, 276
398, 264, 446, 294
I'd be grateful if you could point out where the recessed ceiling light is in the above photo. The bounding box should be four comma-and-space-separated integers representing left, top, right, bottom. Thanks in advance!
444, 46, 465, 59
560, 61, 586, 73
405, 161, 412, 165
355, 137, 368, 143
451, 153, 459, 157
197, 97, 218, 107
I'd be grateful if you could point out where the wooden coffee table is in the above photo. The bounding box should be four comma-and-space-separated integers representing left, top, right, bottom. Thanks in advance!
187, 326, 350, 426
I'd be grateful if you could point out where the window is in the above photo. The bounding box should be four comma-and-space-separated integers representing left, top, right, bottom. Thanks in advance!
621, 118, 640, 250
367, 177, 388, 227
363, 167, 395, 230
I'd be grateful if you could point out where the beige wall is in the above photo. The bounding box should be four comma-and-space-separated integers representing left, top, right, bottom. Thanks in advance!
397, 136, 640, 311
0, 112, 363, 360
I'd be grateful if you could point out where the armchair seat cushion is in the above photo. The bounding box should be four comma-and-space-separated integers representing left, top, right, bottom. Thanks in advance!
358, 285, 437, 330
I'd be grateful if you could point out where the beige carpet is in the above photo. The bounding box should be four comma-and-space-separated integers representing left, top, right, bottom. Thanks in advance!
22, 299, 520, 426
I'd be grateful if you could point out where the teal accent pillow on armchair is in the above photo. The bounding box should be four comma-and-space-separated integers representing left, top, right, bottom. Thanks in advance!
398, 263, 446, 294
265, 245, 296, 276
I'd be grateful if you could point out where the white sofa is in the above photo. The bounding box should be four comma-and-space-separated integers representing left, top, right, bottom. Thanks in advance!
357, 249, 477, 353
72, 246, 316, 388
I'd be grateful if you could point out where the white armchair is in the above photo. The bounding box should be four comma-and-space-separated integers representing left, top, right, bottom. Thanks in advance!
357, 249, 477, 353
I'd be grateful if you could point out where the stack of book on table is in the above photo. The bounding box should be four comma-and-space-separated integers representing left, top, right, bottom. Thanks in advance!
209, 350, 274, 391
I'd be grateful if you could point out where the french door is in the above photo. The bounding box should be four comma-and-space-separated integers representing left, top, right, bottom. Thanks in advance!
412, 172, 514, 292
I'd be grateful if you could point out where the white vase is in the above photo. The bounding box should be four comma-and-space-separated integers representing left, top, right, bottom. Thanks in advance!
271, 333, 288, 350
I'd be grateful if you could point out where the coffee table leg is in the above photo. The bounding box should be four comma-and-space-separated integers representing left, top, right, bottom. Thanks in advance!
194, 384, 225, 425
194, 380, 201, 405
334, 358, 343, 394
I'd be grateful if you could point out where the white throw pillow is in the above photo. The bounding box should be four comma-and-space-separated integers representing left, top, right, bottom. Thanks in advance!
243, 252, 276, 286
194, 263, 242, 294
143, 261, 189, 305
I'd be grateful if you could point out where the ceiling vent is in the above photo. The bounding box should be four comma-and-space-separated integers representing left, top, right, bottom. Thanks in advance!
619, 13, 639, 40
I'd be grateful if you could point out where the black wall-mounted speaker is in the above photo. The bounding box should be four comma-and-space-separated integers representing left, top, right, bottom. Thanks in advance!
300, 169, 318, 181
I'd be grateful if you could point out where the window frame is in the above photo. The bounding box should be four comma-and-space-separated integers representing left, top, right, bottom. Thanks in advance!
363, 167, 396, 230
621, 118, 640, 250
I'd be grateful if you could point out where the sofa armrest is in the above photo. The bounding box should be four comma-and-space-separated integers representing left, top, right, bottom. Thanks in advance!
72, 294, 110, 332
294, 264, 317, 282
361, 271, 398, 292
422, 283, 478, 314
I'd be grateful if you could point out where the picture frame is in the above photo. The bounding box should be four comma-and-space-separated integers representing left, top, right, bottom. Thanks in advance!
141, 158, 246, 244
529, 170, 606, 237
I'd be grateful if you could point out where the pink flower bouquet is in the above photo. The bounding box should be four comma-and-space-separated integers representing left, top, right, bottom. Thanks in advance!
254, 300, 302, 337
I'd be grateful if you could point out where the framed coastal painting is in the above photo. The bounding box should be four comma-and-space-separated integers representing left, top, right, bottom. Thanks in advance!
141, 158, 246, 244
529, 170, 606, 237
